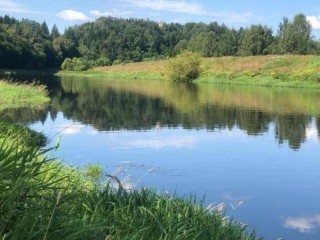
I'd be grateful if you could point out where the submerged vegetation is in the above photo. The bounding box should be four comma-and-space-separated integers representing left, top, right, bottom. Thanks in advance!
0, 119, 261, 239
0, 80, 49, 110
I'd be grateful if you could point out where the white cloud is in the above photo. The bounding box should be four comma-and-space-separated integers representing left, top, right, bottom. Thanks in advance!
284, 215, 320, 233
90, 9, 132, 17
0, 0, 18, 8
90, 10, 112, 17
125, 0, 205, 15
307, 16, 320, 30
56, 10, 90, 21
0, 0, 44, 14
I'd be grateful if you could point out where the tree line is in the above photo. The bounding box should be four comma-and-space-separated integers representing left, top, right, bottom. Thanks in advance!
0, 13, 319, 69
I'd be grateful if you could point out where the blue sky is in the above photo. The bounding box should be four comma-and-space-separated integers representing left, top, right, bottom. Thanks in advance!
1, 0, 320, 36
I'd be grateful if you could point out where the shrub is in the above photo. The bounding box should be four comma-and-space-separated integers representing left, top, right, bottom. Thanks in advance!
61, 58, 73, 70
112, 59, 122, 65
61, 57, 110, 71
95, 57, 111, 67
165, 51, 202, 82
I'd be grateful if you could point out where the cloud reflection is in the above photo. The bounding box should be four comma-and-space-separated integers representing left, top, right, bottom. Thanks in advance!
284, 215, 320, 233
114, 136, 198, 149
55, 124, 85, 135
306, 127, 319, 141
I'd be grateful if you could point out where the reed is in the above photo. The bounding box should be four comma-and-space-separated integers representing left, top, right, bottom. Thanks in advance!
0, 80, 49, 110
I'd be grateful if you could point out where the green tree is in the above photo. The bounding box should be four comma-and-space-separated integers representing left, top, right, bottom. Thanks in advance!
238, 25, 274, 56
278, 13, 312, 54
51, 24, 60, 39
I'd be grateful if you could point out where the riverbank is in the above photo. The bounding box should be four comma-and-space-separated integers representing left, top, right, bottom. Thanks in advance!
0, 80, 49, 110
0, 119, 261, 240
57, 55, 320, 88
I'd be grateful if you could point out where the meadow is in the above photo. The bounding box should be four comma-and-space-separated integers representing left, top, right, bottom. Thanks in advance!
58, 55, 320, 88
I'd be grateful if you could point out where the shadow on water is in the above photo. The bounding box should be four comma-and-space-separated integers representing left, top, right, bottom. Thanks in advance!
1, 75, 320, 150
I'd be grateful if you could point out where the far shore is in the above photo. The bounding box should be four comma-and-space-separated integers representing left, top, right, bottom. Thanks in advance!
2, 55, 320, 89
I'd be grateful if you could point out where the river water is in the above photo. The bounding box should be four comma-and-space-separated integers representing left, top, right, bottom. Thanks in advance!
2, 75, 320, 240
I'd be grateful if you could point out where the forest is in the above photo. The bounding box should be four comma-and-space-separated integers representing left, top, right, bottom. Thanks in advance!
0, 13, 319, 69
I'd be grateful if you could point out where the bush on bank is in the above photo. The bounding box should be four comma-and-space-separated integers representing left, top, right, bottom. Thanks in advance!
165, 51, 202, 82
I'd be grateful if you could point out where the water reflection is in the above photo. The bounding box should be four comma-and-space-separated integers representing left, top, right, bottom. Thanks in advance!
284, 215, 320, 233
1, 76, 320, 150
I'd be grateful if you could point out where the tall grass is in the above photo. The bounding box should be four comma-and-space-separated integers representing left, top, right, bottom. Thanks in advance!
0, 122, 261, 240
0, 80, 49, 110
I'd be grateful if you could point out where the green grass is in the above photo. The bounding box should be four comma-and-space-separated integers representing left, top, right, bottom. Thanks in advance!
0, 80, 50, 110
57, 55, 320, 88
196, 74, 320, 88
56, 70, 163, 80
0, 122, 261, 240
0, 69, 57, 76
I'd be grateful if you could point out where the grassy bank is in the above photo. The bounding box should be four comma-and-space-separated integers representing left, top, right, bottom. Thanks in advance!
0, 80, 49, 110
0, 121, 261, 240
58, 55, 320, 88
0, 69, 57, 76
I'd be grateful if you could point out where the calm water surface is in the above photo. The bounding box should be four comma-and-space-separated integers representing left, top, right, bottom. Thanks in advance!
2, 76, 320, 240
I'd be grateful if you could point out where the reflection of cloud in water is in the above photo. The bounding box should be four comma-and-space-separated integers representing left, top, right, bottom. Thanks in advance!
114, 136, 198, 149
88, 129, 99, 135
55, 124, 85, 135
306, 120, 319, 141
306, 127, 319, 141
284, 215, 320, 233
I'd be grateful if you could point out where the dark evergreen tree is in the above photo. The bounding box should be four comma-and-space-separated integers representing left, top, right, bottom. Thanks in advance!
51, 24, 60, 39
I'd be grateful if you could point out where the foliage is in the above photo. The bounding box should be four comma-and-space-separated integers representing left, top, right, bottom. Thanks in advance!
165, 51, 202, 82
1, 13, 320, 70
277, 14, 313, 54
84, 164, 103, 182
238, 25, 274, 56
61, 57, 111, 71
0, 80, 49, 110
0, 125, 261, 240
0, 16, 60, 69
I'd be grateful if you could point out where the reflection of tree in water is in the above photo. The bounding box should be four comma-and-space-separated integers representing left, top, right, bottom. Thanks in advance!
0, 108, 48, 125
275, 115, 311, 150
197, 105, 271, 135
317, 117, 320, 138
1, 77, 319, 150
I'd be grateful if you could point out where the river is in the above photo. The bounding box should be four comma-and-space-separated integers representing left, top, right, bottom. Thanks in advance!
2, 75, 320, 240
